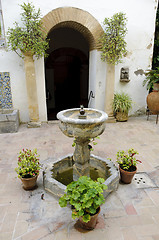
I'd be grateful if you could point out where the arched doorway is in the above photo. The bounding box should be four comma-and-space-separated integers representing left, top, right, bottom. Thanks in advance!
45, 27, 89, 120
38, 7, 108, 122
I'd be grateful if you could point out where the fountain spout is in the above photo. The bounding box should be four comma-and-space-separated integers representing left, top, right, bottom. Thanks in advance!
78, 105, 87, 119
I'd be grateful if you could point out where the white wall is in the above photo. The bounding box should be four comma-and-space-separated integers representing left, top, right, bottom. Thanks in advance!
0, 0, 158, 121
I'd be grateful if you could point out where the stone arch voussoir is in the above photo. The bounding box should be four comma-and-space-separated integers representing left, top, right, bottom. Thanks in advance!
42, 7, 104, 50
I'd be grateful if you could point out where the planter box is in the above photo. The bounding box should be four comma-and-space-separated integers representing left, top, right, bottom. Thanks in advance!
0, 109, 19, 133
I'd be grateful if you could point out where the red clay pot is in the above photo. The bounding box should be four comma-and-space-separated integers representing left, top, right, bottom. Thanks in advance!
79, 207, 100, 230
147, 91, 159, 113
20, 175, 38, 190
116, 112, 128, 122
119, 166, 137, 184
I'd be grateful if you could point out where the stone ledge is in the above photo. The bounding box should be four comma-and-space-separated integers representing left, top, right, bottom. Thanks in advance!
0, 109, 19, 133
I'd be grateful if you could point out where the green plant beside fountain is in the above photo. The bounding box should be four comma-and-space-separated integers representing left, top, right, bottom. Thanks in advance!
59, 176, 107, 229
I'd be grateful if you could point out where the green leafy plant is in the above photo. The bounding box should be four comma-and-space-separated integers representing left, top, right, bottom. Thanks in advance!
99, 12, 127, 65
113, 92, 132, 114
15, 148, 41, 178
59, 176, 107, 223
7, 2, 49, 58
143, 67, 159, 91
116, 148, 142, 171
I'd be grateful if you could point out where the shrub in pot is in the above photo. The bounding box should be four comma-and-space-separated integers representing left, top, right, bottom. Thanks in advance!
15, 148, 41, 190
113, 92, 132, 121
116, 148, 142, 184
59, 176, 107, 230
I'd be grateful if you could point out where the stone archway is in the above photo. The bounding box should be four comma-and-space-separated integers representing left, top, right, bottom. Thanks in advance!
37, 7, 113, 122
42, 7, 103, 51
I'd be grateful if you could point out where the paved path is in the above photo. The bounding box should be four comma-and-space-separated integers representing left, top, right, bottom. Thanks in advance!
0, 115, 159, 240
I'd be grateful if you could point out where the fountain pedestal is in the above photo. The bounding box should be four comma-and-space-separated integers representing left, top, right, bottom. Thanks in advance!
57, 107, 108, 181
73, 138, 90, 181
43, 107, 119, 198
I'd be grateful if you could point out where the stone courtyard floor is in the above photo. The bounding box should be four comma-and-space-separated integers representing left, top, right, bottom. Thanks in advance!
0, 115, 159, 240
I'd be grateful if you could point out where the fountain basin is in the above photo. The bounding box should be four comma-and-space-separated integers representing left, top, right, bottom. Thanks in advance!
43, 154, 119, 199
57, 108, 108, 138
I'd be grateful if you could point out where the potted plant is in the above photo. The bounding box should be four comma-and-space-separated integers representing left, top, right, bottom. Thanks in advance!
116, 148, 142, 184
143, 68, 159, 115
59, 176, 107, 230
113, 92, 132, 121
15, 148, 41, 190
143, 67, 159, 92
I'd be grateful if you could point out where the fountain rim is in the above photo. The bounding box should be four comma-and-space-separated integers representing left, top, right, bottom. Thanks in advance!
57, 108, 108, 125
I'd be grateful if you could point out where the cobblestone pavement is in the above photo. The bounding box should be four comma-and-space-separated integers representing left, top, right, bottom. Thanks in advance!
0, 115, 159, 240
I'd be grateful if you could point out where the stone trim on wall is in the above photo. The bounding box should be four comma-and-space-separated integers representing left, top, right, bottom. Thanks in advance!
42, 7, 104, 50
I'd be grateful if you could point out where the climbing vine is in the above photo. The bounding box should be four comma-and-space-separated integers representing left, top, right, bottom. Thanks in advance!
99, 12, 127, 65
7, 2, 49, 59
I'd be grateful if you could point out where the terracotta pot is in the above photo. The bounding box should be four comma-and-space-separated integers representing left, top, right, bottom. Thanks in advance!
119, 166, 137, 184
79, 207, 100, 230
116, 112, 128, 122
20, 175, 38, 190
147, 91, 159, 113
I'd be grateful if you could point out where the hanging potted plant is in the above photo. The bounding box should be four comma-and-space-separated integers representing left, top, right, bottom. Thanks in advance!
112, 92, 132, 121
15, 148, 41, 190
143, 68, 159, 114
116, 148, 142, 184
59, 176, 107, 230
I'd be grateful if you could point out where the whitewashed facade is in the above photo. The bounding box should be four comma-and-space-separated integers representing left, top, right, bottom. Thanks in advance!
0, 0, 158, 122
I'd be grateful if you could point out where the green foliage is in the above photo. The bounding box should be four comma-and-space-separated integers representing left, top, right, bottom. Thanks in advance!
116, 148, 141, 171
59, 176, 107, 223
99, 12, 127, 65
72, 136, 100, 151
15, 148, 41, 178
113, 92, 132, 114
143, 67, 159, 91
7, 2, 49, 58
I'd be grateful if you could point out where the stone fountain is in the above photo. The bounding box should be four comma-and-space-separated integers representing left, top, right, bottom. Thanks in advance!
43, 106, 119, 198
